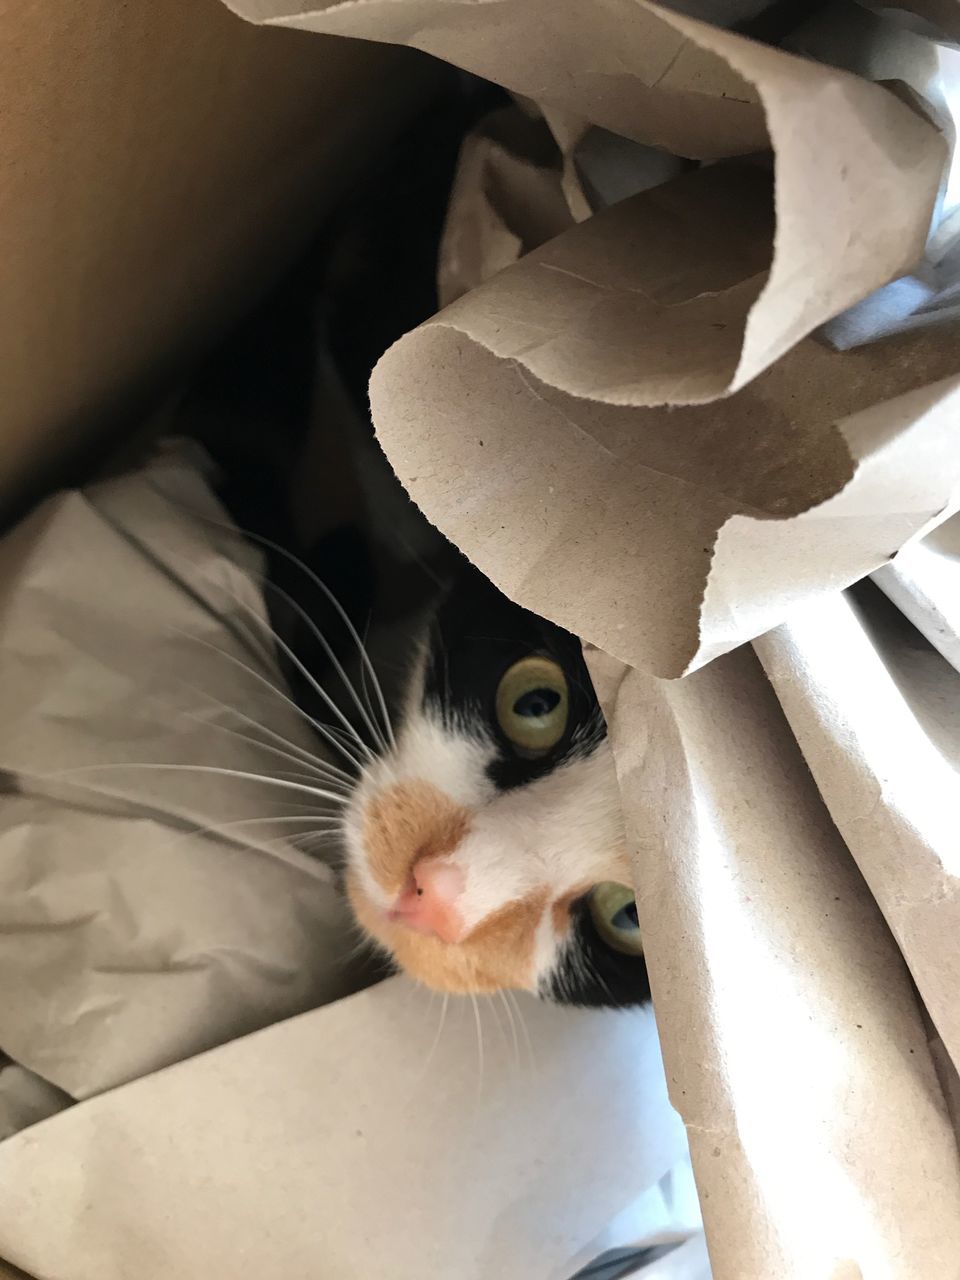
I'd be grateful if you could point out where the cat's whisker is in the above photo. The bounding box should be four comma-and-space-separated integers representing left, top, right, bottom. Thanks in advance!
188, 551, 389, 758
506, 990, 538, 1076
33, 761, 348, 808
419, 991, 450, 1081
252, 537, 395, 753
172, 629, 368, 772
178, 681, 353, 786
469, 991, 485, 1097
149, 483, 395, 751
357, 614, 385, 753
485, 992, 515, 1072
181, 593, 380, 767
138, 812, 345, 868
497, 989, 521, 1073
178, 717, 352, 795
254, 573, 390, 756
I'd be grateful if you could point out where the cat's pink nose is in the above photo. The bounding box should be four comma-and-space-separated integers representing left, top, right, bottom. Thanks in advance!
389, 858, 466, 944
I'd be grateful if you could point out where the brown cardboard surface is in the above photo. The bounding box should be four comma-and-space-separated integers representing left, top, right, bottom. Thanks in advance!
587, 642, 960, 1279
0, 0, 434, 510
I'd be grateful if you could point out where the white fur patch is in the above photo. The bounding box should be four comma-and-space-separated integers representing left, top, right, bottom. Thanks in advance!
344, 676, 629, 982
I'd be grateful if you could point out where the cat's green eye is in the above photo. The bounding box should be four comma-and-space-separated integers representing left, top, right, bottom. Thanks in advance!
495, 655, 569, 757
589, 882, 644, 956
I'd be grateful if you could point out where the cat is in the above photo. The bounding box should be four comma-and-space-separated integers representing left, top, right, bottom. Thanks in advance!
333, 555, 650, 1009
174, 76, 648, 1009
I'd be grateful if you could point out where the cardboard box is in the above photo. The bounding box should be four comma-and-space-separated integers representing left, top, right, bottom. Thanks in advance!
3, 0, 960, 1276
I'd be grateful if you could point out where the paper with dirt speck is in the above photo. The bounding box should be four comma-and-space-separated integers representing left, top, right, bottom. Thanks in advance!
586, 641, 960, 1279
223, 0, 960, 676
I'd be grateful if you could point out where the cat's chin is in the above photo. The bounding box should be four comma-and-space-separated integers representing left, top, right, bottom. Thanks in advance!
345, 869, 541, 997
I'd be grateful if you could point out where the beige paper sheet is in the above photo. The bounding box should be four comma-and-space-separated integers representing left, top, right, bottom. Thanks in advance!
755, 582, 960, 1080
586, 642, 960, 1279
860, 0, 960, 41
0, 445, 361, 1099
0, 1063, 70, 1143
230, 0, 943, 391
0, 977, 688, 1280
223, 0, 960, 683
873, 511, 960, 672
437, 108, 571, 310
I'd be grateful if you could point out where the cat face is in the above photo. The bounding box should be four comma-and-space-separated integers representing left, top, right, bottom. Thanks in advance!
342, 564, 649, 1007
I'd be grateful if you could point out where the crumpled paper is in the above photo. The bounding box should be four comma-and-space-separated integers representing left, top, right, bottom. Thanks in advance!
0, 972, 691, 1280
226, 0, 960, 678
0, 443, 361, 1098
788, 1, 960, 349
0, 443, 698, 1280
755, 577, 960, 1091
874, 509, 960, 670
586, 640, 960, 1279
219, 0, 960, 1275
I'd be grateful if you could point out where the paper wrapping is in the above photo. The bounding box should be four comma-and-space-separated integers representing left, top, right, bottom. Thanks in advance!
217, 0, 960, 1274
755, 581, 960, 1095
0, 976, 690, 1280
874, 511, 960, 672
225, 0, 960, 676
0, 446, 699, 1278
586, 642, 960, 1277
0, 445, 362, 1099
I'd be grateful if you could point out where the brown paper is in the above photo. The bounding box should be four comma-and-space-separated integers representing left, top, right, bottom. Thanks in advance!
372, 234, 960, 676
0, 445, 361, 1099
226, 0, 960, 682
586, 642, 960, 1278
436, 107, 571, 308
755, 582, 960, 1077
0, 1063, 70, 1143
230, 0, 943, 388
227, 0, 767, 160
0, 977, 688, 1280
873, 512, 960, 672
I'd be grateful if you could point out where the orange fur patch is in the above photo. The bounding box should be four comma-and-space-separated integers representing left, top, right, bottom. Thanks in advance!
363, 780, 470, 895
347, 870, 547, 994
551, 884, 592, 937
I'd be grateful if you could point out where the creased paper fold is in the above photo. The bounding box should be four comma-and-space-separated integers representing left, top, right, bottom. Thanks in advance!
227, 2, 960, 680
0, 446, 360, 1098
587, 641, 960, 1279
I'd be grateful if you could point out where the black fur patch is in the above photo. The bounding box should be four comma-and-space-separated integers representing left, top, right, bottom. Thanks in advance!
422, 560, 605, 792
543, 896, 650, 1009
